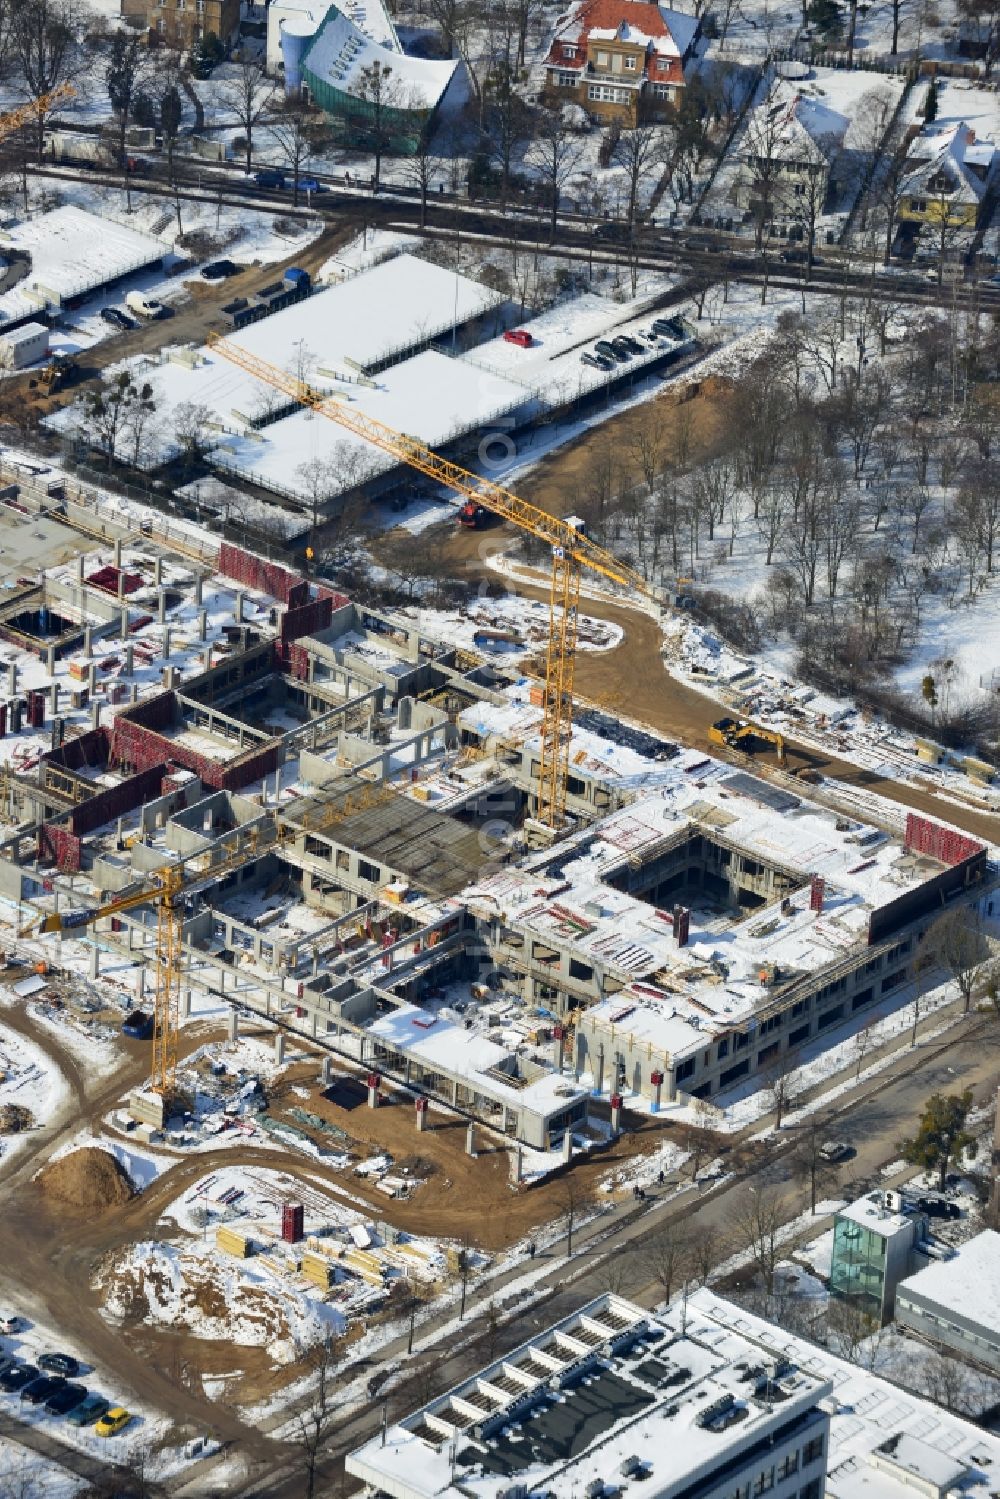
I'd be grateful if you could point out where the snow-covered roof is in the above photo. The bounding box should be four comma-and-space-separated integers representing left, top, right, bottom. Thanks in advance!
302, 4, 458, 111
837, 1192, 914, 1241
548, 0, 698, 60
745, 80, 848, 167
346, 1292, 833, 1499
897, 1230, 1000, 1335
902, 121, 997, 201
0, 206, 165, 328
687, 1291, 1000, 1499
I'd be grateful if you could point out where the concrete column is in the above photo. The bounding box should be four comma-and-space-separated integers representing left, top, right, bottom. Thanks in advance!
113, 538, 122, 568
198, 609, 207, 642
553, 1026, 564, 1074
466, 1122, 477, 1158
88, 663, 97, 694
130, 684, 139, 704
513, 1145, 523, 1183
45, 645, 55, 676
77, 556, 85, 584
650, 1070, 664, 1115
182, 988, 192, 1019
83, 625, 92, 657
367, 1074, 380, 1109
158, 588, 167, 624
163, 627, 171, 661
137, 967, 146, 1000
274, 1031, 286, 1065
228, 1007, 239, 1042
125, 643, 134, 675
594, 1045, 605, 1098
415, 1097, 428, 1132
321, 1056, 332, 1086
7, 663, 16, 695
154, 555, 163, 586
194, 573, 203, 606
90, 702, 101, 731
562, 1130, 573, 1164
666, 1069, 677, 1103
89, 943, 99, 978
49, 683, 58, 716
120, 610, 129, 641
203, 647, 212, 672
610, 1094, 622, 1136
234, 590, 244, 624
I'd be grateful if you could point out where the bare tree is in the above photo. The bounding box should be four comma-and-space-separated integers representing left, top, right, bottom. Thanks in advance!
404, 128, 441, 230
174, 401, 213, 477
80, 371, 155, 470
221, 54, 275, 174
11, 0, 82, 161
920, 908, 995, 1014
349, 60, 413, 192
613, 122, 662, 233
292, 1332, 346, 1499
526, 105, 585, 243
734, 1187, 782, 1295
791, 1115, 840, 1214
272, 98, 328, 205
642, 1223, 691, 1303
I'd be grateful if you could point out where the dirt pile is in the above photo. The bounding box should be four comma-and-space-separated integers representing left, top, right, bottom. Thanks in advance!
37, 1147, 135, 1215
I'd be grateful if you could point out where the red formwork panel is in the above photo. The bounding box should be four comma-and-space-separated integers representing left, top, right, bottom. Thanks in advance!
42, 727, 111, 774
218, 543, 350, 612
38, 823, 82, 873
87, 566, 143, 596
904, 813, 983, 867
280, 597, 333, 644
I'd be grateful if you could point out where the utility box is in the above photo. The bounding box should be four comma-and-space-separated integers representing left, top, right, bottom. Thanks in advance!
0, 321, 49, 370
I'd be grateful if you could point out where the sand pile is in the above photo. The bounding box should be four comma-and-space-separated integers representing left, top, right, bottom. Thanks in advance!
37, 1147, 135, 1214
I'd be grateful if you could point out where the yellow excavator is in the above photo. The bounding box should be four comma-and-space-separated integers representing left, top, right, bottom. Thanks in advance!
709, 716, 786, 766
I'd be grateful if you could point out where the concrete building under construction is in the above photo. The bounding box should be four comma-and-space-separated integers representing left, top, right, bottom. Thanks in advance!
0, 465, 991, 1152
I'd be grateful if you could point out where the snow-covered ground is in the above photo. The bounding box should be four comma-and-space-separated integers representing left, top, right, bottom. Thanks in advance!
0, 1018, 69, 1160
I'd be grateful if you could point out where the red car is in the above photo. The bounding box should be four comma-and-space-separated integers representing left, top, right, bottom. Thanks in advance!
502, 329, 532, 348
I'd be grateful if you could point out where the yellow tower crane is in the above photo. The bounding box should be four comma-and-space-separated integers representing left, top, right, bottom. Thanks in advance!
0, 84, 76, 148
205, 333, 661, 828
22, 831, 273, 1097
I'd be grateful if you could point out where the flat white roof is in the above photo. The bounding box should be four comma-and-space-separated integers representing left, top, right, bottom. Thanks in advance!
347, 1292, 832, 1499
897, 1230, 1000, 1335
213, 350, 527, 503
0, 321, 48, 346
837, 1193, 914, 1241
303, 4, 457, 109
0, 206, 165, 326
688, 1290, 1000, 1499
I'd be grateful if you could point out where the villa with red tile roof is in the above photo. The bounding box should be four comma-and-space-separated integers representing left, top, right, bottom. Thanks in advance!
543, 0, 700, 124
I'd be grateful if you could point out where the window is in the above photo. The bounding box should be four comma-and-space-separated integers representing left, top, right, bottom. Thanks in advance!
734, 1031, 750, 1052
817, 1004, 844, 1029
587, 83, 628, 102
778, 1454, 799, 1481
881, 970, 905, 993
564, 43, 577, 55
557, 70, 577, 85
757, 1041, 780, 1066
720, 1058, 750, 1087
569, 959, 593, 982
596, 48, 610, 63
717, 1037, 730, 1060
800, 1483, 821, 1499
788, 1023, 810, 1046
803, 1438, 825, 1467
676, 1057, 696, 1082
652, 83, 673, 99
357, 859, 381, 883
754, 1468, 775, 1497
625, 53, 637, 67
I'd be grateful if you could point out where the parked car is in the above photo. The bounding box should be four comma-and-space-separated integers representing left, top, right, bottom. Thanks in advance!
68, 1394, 110, 1428
297, 176, 325, 194
95, 1406, 132, 1438
21, 1374, 64, 1406
652, 317, 684, 339
0, 1364, 37, 1392
594, 340, 617, 362
580, 351, 603, 369
39, 1353, 80, 1378
201, 259, 239, 280
253, 169, 286, 190
45, 1383, 87, 1417
502, 328, 533, 348
915, 1195, 961, 1220
620, 335, 644, 354
818, 1141, 852, 1163
125, 291, 164, 320
610, 337, 634, 359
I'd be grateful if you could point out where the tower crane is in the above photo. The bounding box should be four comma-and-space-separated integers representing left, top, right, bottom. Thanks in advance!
21, 830, 276, 1097
205, 333, 661, 828
0, 85, 76, 149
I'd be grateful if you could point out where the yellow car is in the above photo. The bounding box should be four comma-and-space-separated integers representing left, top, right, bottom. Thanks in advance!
95, 1407, 132, 1438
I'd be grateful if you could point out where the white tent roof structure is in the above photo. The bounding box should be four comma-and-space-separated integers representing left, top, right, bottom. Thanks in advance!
302, 4, 459, 111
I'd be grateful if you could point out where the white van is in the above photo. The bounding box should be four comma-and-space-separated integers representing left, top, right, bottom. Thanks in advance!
125, 290, 164, 319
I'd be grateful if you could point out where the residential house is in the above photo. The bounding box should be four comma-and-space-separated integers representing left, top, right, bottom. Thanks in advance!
282, 3, 468, 153
898, 120, 997, 239
122, 0, 240, 47
542, 0, 700, 125
735, 82, 847, 230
